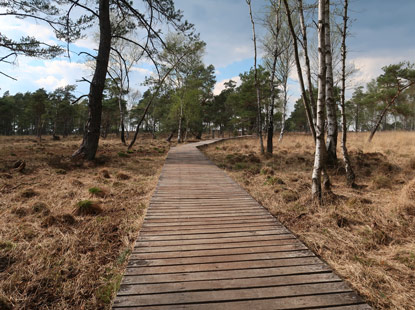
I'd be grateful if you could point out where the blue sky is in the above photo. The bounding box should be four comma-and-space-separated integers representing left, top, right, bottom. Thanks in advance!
1, 0, 414, 113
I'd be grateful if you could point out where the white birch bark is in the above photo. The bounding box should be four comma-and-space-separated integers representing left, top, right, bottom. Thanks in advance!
324, 0, 338, 166
312, 0, 327, 201
177, 100, 183, 143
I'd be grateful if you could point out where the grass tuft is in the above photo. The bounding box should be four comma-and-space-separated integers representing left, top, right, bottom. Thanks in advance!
74, 200, 103, 216
88, 187, 105, 197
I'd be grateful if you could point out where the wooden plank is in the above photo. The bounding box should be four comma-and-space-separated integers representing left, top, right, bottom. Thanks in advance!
121, 264, 333, 284
135, 234, 296, 247
125, 256, 321, 275
138, 230, 290, 241
142, 219, 279, 227
140, 223, 283, 232
118, 272, 340, 295
128, 249, 313, 266
133, 239, 302, 253
112, 292, 364, 309
113, 282, 352, 307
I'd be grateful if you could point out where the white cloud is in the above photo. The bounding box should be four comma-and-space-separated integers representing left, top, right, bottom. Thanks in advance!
130, 67, 153, 76
349, 52, 414, 88
1, 58, 91, 94
35, 76, 69, 88
213, 76, 241, 95
1, 15, 57, 46
74, 37, 98, 50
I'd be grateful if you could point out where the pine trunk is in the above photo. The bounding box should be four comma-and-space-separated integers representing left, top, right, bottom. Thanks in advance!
72, 0, 111, 160
267, 42, 279, 153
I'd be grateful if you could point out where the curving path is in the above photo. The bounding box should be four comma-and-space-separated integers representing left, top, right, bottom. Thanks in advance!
112, 141, 371, 310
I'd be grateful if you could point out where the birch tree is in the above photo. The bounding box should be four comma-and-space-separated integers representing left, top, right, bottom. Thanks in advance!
276, 28, 294, 142
283, 0, 316, 140
339, 0, 355, 186
247, 0, 265, 154
107, 38, 142, 145
312, 0, 327, 201
324, 0, 338, 166
298, 0, 317, 127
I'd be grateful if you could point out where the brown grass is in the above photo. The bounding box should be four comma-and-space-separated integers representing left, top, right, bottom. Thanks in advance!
202, 131, 415, 310
0, 134, 172, 309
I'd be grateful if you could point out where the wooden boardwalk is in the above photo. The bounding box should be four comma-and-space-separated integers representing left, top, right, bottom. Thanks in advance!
112, 141, 371, 310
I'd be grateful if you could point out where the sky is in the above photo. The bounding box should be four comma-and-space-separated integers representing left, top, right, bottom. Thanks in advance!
1, 0, 414, 113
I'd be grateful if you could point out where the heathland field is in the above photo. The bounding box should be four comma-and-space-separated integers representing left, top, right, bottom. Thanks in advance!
0, 135, 171, 310
0, 132, 415, 309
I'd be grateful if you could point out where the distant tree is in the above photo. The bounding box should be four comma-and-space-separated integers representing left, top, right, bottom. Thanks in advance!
208, 80, 237, 136
286, 98, 308, 132
30, 88, 49, 140
48, 85, 77, 138
227, 67, 270, 135
368, 62, 415, 141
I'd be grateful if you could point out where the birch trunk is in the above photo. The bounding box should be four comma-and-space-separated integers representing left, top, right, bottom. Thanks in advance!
298, 0, 316, 127
247, 0, 265, 154
267, 53, 277, 153
177, 101, 183, 143
324, 0, 338, 166
312, 0, 327, 201
339, 0, 355, 186
283, 0, 316, 141
118, 79, 126, 145
279, 77, 288, 142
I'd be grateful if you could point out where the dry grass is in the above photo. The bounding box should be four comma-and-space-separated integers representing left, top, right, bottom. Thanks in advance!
0, 134, 172, 310
202, 131, 415, 310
